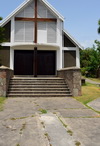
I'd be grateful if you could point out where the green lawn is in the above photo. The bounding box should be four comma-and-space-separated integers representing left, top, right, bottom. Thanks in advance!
74, 82, 100, 105
0, 97, 6, 111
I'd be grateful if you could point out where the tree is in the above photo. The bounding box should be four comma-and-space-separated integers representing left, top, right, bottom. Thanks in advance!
0, 17, 5, 66
0, 17, 5, 44
80, 46, 100, 78
98, 19, 100, 34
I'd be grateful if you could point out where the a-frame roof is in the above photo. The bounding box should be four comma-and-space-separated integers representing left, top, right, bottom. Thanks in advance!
0, 0, 64, 27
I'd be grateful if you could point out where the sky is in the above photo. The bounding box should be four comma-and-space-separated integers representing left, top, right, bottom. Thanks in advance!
0, 0, 100, 48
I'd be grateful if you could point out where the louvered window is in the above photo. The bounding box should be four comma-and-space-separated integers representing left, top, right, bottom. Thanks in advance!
38, 22, 47, 43
47, 22, 56, 43
37, 1, 47, 18
15, 21, 24, 42
47, 10, 55, 18
15, 21, 34, 42
16, 1, 34, 18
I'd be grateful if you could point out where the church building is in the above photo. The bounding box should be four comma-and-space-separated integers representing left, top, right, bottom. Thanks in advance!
0, 0, 83, 77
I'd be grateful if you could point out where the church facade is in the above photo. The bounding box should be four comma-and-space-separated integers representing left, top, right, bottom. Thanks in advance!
0, 0, 83, 76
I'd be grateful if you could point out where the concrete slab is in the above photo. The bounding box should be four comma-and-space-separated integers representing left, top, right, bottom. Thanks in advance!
64, 118, 100, 146
40, 113, 75, 146
0, 97, 100, 146
87, 98, 100, 111
35, 97, 87, 110
0, 116, 48, 146
58, 109, 99, 118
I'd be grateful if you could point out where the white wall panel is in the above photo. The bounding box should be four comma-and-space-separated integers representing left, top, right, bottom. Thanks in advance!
25, 21, 34, 42
38, 22, 47, 43
15, 21, 34, 42
16, 1, 34, 18
38, 1, 47, 18
47, 22, 56, 43
15, 21, 24, 42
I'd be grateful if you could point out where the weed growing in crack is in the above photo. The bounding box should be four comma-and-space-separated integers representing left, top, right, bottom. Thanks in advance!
41, 122, 45, 128
16, 144, 20, 146
75, 141, 81, 146
39, 109, 47, 114
10, 117, 27, 120
19, 122, 26, 135
67, 129, 73, 136
58, 117, 67, 128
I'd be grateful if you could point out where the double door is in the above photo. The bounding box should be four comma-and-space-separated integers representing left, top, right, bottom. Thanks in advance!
14, 50, 56, 76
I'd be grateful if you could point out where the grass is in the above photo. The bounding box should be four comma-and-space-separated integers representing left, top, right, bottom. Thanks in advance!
0, 97, 6, 111
38, 108, 47, 114
74, 82, 100, 105
75, 141, 81, 146
67, 129, 73, 136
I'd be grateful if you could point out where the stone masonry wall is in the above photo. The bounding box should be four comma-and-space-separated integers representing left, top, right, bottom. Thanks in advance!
57, 67, 82, 97
0, 66, 13, 97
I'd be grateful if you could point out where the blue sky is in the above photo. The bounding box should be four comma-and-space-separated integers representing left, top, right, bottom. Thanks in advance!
0, 0, 100, 48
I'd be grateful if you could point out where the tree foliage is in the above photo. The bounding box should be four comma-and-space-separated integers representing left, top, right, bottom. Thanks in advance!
0, 17, 5, 44
80, 43, 100, 77
98, 19, 100, 34
81, 19, 100, 78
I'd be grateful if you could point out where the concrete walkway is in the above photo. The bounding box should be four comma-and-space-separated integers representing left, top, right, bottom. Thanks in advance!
86, 78, 100, 86
0, 97, 100, 146
87, 97, 100, 112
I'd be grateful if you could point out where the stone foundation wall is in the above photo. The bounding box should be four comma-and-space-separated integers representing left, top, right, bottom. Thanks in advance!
0, 66, 13, 97
57, 67, 82, 96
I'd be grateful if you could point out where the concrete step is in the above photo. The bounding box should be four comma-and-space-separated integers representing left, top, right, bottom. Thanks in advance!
11, 77, 63, 80
9, 83, 66, 85
8, 77, 72, 98
7, 94, 72, 97
9, 85, 68, 88
10, 80, 65, 83
8, 88, 69, 91
8, 91, 71, 94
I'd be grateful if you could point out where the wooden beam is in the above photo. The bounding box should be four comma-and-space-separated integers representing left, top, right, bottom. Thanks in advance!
34, 47, 37, 77
15, 17, 36, 21
15, 17, 57, 22
37, 18, 57, 22
34, 0, 37, 43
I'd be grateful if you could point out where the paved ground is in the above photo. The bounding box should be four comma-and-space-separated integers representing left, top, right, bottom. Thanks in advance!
86, 78, 100, 86
87, 97, 100, 111
0, 97, 100, 146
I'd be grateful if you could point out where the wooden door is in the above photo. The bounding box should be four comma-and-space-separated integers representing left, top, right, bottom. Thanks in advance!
14, 50, 34, 75
37, 51, 56, 75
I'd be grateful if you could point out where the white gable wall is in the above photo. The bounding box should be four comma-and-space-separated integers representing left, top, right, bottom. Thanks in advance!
1, 0, 82, 71
14, 0, 62, 46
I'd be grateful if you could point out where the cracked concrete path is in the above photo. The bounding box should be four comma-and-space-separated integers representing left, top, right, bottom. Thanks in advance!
0, 97, 100, 146
87, 97, 100, 112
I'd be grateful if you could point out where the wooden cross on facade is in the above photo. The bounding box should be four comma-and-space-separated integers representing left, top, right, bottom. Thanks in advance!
15, 0, 57, 43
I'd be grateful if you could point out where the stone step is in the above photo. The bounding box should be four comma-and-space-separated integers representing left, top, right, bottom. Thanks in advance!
8, 77, 72, 98
11, 77, 63, 80
9, 85, 68, 88
10, 80, 65, 83
9, 83, 66, 85
8, 91, 71, 94
7, 94, 72, 97
8, 88, 69, 91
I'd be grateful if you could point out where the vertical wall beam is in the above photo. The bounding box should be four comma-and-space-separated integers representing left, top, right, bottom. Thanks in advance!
34, 47, 37, 77
34, 0, 37, 43
76, 47, 80, 68
11, 17, 15, 43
